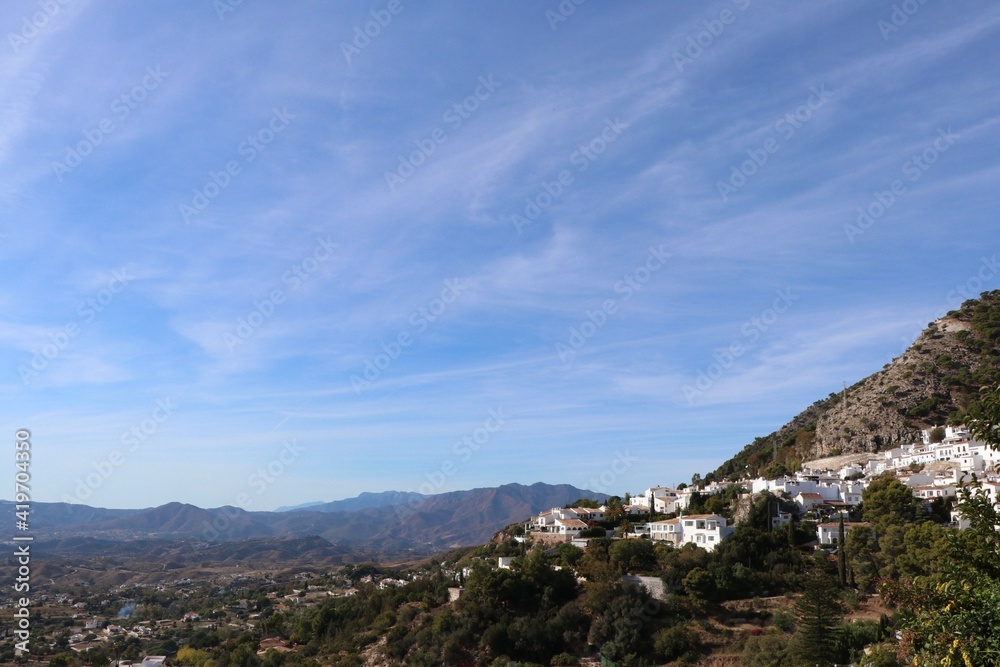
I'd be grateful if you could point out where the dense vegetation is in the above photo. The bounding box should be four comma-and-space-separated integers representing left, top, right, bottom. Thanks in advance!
18, 376, 1000, 666
102, 491, 894, 667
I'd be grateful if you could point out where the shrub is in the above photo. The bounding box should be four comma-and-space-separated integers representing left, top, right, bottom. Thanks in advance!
654, 624, 698, 661
772, 611, 795, 633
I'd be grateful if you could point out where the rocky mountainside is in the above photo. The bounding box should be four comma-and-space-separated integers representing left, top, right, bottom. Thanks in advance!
713, 290, 1000, 478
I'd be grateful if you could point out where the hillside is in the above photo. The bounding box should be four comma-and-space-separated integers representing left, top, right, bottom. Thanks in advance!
714, 290, 1000, 478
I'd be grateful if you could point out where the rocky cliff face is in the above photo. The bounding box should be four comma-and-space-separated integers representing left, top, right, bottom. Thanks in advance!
713, 290, 1000, 479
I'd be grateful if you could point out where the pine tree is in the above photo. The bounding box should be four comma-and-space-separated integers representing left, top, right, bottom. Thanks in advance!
837, 515, 847, 586
790, 567, 844, 666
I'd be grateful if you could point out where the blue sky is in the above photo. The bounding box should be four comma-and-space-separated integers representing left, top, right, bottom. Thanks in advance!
3, 1, 999, 510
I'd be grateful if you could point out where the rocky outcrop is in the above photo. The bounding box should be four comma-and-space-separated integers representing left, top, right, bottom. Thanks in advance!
713, 291, 1000, 478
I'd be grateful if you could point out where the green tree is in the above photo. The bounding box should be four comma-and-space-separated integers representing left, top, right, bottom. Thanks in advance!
883, 382, 1000, 665
653, 623, 697, 662
555, 542, 584, 567
587, 583, 656, 663
970, 382, 1000, 448
176, 648, 208, 667
682, 567, 716, 601
886, 481, 1000, 665
49, 655, 71, 667
741, 633, 791, 667
844, 525, 879, 592
789, 568, 844, 666
861, 474, 921, 530
609, 539, 656, 574
837, 515, 847, 586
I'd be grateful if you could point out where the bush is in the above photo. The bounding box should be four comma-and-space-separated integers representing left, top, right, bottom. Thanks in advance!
740, 633, 790, 667
682, 567, 716, 601
654, 623, 697, 661
772, 611, 795, 633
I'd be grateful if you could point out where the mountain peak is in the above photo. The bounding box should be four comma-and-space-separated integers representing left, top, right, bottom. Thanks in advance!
713, 291, 1000, 479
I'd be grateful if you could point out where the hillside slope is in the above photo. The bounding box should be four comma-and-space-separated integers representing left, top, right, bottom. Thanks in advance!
713, 290, 1000, 478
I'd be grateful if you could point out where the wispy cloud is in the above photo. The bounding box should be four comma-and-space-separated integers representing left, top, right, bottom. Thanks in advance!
3, 1, 999, 507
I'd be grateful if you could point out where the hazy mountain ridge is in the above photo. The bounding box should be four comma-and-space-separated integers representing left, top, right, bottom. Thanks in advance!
276, 490, 426, 514
4, 482, 605, 555
714, 290, 1000, 479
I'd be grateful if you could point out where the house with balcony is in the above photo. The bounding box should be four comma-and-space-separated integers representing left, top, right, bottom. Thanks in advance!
679, 514, 734, 551
648, 514, 733, 552
647, 518, 682, 546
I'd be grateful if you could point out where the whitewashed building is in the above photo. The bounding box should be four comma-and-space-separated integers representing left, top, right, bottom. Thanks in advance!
649, 514, 733, 552
816, 521, 869, 545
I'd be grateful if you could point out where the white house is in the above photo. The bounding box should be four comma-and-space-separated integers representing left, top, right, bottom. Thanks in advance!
648, 514, 735, 551
497, 557, 514, 569
816, 521, 868, 545
840, 484, 864, 506
679, 514, 733, 551
793, 492, 825, 511
629, 486, 679, 510
552, 518, 588, 535
648, 518, 683, 546
529, 506, 604, 531
911, 485, 957, 501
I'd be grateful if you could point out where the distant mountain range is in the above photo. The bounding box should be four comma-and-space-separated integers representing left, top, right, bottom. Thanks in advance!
713, 290, 1000, 479
275, 490, 426, 513
5, 482, 606, 555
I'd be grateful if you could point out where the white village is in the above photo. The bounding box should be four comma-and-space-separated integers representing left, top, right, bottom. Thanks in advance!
524, 424, 999, 552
